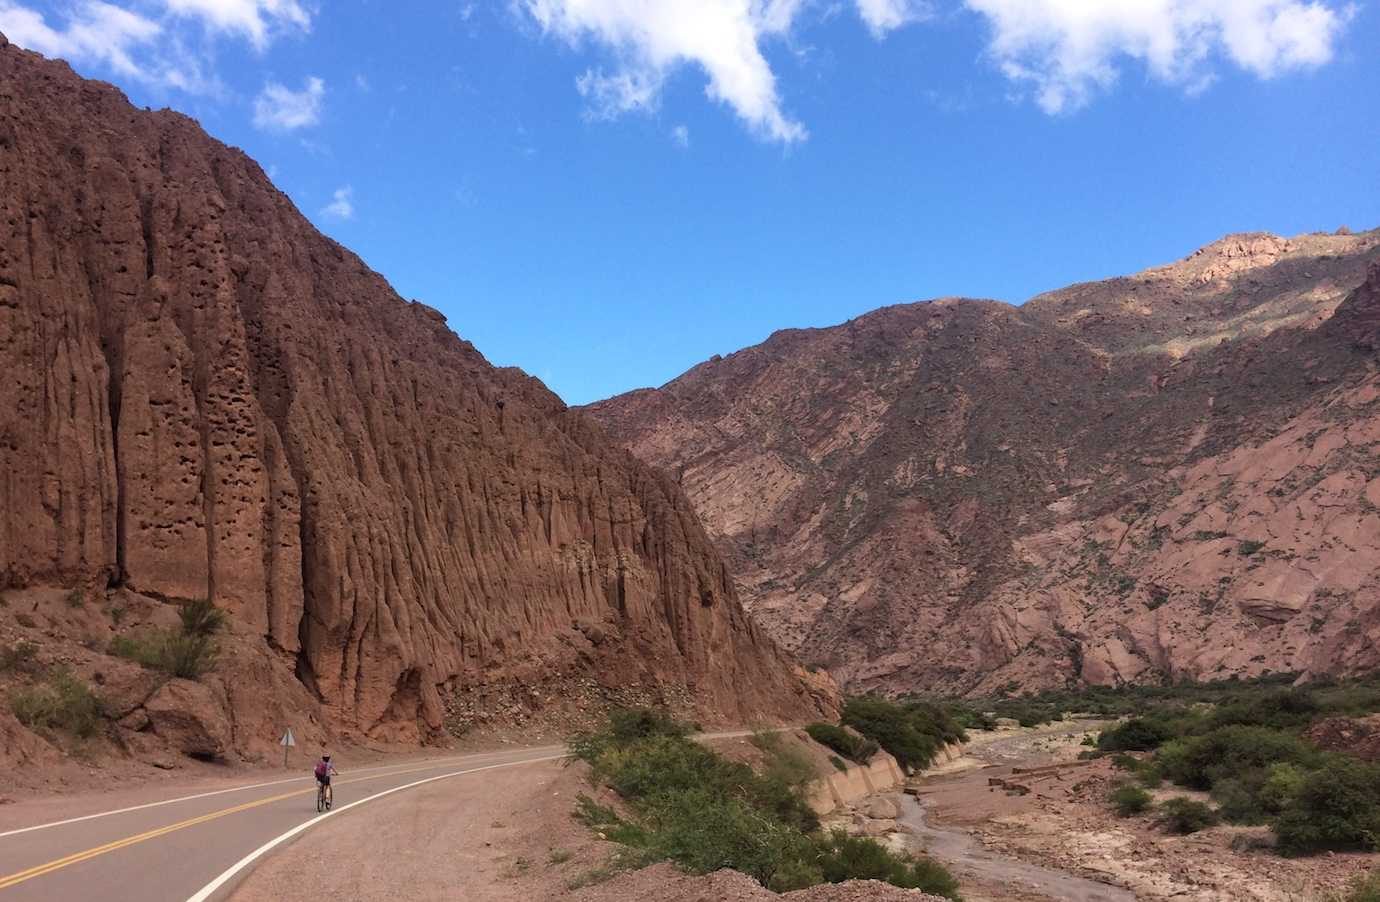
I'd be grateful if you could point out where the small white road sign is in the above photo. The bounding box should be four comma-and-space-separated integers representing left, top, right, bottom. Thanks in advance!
279, 728, 296, 767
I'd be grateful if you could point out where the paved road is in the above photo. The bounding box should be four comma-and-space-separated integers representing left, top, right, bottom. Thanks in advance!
0, 728, 762, 902
0, 746, 567, 902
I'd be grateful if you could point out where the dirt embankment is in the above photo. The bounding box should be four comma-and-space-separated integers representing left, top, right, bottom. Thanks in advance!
227, 744, 949, 902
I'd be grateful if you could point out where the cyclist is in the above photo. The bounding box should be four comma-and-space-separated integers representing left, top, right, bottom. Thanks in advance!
314, 753, 338, 808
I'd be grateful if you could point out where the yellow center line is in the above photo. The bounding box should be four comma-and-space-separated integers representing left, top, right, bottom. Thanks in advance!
0, 757, 513, 892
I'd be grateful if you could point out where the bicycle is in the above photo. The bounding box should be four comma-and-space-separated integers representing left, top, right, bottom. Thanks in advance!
316, 780, 333, 812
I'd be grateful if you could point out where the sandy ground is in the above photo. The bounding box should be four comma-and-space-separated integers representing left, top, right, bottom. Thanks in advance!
226, 758, 951, 902
909, 721, 1379, 902
228, 758, 598, 901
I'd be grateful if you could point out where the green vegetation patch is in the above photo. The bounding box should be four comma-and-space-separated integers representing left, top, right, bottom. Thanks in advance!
570, 709, 961, 899
110, 598, 225, 680
1109, 784, 1152, 816
1158, 797, 1219, 834
1337, 869, 1380, 902
10, 668, 103, 737
805, 722, 879, 764
841, 696, 967, 772
1074, 675, 1380, 855
1, 639, 39, 674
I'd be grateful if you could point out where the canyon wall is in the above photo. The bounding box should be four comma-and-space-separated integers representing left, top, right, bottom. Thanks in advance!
0, 36, 832, 757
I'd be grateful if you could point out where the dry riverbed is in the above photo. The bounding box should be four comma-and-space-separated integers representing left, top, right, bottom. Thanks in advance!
903, 721, 1377, 901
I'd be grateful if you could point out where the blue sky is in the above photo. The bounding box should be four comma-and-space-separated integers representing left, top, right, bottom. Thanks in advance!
3, 1, 1378, 404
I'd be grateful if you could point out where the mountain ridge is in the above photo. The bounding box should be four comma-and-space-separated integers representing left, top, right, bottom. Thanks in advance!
587, 228, 1380, 695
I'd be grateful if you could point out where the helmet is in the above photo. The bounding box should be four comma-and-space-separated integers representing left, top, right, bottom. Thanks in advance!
322, 754, 331, 761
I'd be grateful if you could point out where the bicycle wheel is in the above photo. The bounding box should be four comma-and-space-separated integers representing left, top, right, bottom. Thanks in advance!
317, 786, 325, 813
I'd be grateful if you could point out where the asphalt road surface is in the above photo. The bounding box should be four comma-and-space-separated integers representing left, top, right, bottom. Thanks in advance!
0, 729, 762, 902
0, 745, 567, 902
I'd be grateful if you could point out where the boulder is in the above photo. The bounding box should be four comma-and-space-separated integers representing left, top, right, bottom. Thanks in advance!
144, 680, 232, 761
862, 797, 900, 820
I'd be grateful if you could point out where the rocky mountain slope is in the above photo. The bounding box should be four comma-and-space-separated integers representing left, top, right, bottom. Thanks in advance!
0, 35, 832, 768
588, 231, 1380, 695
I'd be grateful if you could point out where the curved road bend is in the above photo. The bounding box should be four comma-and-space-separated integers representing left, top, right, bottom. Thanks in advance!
0, 746, 566, 902
0, 729, 759, 902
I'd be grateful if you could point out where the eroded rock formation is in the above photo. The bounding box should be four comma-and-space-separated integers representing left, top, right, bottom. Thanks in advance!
0, 38, 831, 757
589, 232, 1380, 694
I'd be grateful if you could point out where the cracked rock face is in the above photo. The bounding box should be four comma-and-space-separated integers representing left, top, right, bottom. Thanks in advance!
0, 40, 832, 745
588, 234, 1380, 695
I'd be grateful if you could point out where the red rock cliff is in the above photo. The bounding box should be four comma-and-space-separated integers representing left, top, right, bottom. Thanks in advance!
0, 37, 831, 750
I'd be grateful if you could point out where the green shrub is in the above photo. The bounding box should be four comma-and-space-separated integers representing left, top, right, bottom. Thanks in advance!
178, 598, 226, 637
1258, 763, 1306, 814
111, 631, 219, 679
640, 788, 814, 888
1238, 540, 1266, 556
1110, 753, 1140, 771
760, 740, 817, 789
10, 668, 103, 737
1273, 758, 1380, 855
109, 599, 225, 680
841, 696, 964, 772
569, 710, 958, 896
1337, 869, 1380, 902
806, 722, 879, 763
812, 830, 962, 899
571, 707, 689, 763
1212, 778, 1268, 825
1110, 784, 1153, 816
828, 755, 848, 772
947, 704, 997, 732
0, 639, 39, 673
1159, 797, 1219, 834
1208, 689, 1320, 731
1098, 717, 1175, 752
1156, 726, 1320, 791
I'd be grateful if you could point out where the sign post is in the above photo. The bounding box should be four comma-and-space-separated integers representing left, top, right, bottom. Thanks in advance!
279, 728, 295, 769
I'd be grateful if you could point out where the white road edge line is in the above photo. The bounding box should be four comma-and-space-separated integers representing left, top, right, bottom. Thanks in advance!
184, 753, 567, 902
0, 748, 564, 840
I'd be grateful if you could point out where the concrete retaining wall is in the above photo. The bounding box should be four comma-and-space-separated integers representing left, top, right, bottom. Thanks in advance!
805, 742, 963, 815
806, 751, 905, 815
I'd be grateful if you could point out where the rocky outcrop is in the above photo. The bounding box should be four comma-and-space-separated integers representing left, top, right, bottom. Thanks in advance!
0, 38, 831, 756
1304, 715, 1380, 761
588, 230, 1380, 694
1326, 263, 1380, 351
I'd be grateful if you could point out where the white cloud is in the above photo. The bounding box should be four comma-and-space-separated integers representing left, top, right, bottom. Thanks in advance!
855, 0, 932, 37
521, 0, 809, 143
252, 76, 325, 130
0, 0, 310, 98
321, 186, 354, 220
577, 67, 662, 117
963, 0, 1355, 114
0, 0, 161, 79
671, 123, 690, 147
162, 0, 309, 49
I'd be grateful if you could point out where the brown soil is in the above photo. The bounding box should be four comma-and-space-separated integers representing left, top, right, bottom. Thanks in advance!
1304, 714, 1380, 761
228, 754, 948, 902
